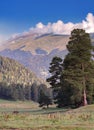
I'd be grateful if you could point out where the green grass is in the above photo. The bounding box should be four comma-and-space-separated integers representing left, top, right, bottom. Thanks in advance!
0, 99, 94, 130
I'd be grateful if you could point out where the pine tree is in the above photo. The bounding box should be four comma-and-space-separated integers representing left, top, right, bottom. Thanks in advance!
47, 56, 63, 103
62, 29, 94, 107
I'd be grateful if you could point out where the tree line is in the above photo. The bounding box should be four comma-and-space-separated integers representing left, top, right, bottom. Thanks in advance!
0, 82, 52, 103
47, 29, 94, 108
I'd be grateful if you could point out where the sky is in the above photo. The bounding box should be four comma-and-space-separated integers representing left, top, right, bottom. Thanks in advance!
0, 0, 94, 43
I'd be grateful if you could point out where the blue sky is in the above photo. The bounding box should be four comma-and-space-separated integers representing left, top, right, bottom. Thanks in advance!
0, 0, 94, 42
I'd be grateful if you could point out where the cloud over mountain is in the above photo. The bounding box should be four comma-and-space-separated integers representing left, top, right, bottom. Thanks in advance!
83, 13, 94, 33
10, 13, 94, 40
30, 13, 94, 35
0, 12, 92, 44
30, 20, 80, 35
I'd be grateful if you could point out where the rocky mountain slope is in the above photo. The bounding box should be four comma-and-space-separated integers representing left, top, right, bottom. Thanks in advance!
0, 33, 69, 54
0, 33, 93, 79
0, 55, 46, 85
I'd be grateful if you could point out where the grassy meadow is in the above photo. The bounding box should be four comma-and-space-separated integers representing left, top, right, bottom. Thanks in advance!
0, 100, 94, 130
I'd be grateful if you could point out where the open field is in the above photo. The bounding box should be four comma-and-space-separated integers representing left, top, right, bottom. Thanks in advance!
0, 100, 94, 130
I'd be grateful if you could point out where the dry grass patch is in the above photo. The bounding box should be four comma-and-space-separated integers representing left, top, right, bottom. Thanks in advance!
0, 100, 94, 130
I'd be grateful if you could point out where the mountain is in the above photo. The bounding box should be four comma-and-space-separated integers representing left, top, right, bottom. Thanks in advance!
0, 33, 93, 79
0, 55, 50, 101
0, 33, 69, 54
0, 33, 69, 79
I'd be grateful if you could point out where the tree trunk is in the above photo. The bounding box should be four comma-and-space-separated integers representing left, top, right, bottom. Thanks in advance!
82, 63, 88, 106
83, 89, 87, 106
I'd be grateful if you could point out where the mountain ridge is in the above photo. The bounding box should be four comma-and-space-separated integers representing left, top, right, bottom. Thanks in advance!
0, 33, 93, 79
0, 33, 69, 54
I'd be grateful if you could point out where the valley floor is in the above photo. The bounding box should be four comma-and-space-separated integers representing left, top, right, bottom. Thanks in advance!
0, 100, 94, 130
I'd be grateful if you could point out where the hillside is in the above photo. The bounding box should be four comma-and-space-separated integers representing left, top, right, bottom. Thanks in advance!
0, 55, 42, 85
0, 55, 51, 101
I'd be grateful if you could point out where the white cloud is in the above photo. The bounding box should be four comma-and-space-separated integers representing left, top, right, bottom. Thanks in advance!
28, 13, 94, 35
82, 13, 94, 33
9, 13, 94, 40
0, 13, 94, 43
11, 33, 21, 39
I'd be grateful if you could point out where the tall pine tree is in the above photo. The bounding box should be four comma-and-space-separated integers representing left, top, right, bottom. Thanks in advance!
62, 29, 94, 107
